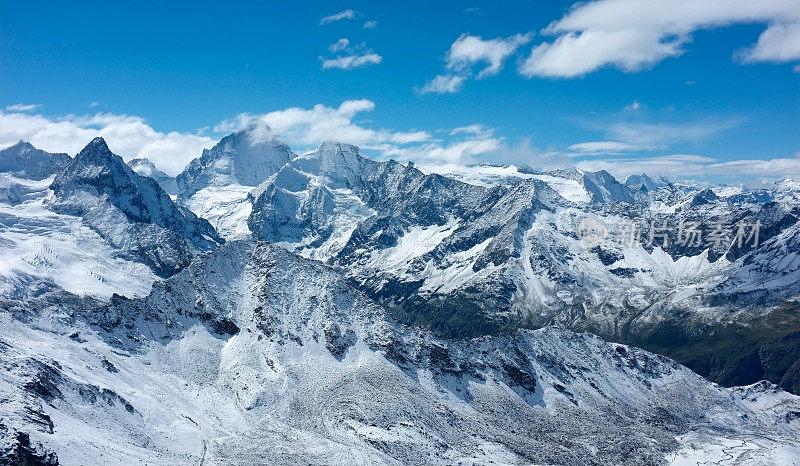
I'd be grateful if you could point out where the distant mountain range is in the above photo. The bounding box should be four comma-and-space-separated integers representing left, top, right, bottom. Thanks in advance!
1, 130, 799, 464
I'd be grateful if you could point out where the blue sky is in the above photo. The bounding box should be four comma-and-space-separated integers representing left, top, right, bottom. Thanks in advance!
2, 0, 799, 181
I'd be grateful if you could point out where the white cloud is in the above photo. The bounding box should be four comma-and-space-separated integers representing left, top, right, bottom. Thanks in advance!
625, 101, 641, 111
329, 38, 350, 53
5, 103, 42, 112
382, 138, 504, 164
577, 152, 800, 180
606, 119, 741, 145
321, 53, 382, 69
0, 110, 214, 176
320, 40, 382, 70
737, 22, 800, 64
420, 74, 465, 94
519, 0, 800, 78
450, 124, 493, 136
89, 101, 100, 108
448, 33, 533, 78
214, 100, 506, 165
363, 21, 377, 29
320, 9, 357, 25
568, 140, 655, 155
214, 100, 430, 150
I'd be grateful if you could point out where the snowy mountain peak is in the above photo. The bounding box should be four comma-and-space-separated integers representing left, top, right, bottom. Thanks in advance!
581, 169, 635, 203
128, 157, 179, 196
624, 173, 659, 191
0, 140, 71, 181
293, 140, 371, 188
49, 138, 221, 277
176, 128, 294, 197
127, 157, 163, 179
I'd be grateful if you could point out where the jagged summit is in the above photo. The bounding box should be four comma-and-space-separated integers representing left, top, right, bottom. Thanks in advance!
176, 127, 295, 197
0, 140, 71, 180
49, 137, 221, 277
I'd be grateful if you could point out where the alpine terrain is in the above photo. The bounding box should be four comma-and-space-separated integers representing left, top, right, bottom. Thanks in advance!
1, 130, 799, 465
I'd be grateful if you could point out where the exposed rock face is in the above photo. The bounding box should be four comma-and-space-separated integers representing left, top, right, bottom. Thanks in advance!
49, 137, 221, 277
243, 141, 800, 392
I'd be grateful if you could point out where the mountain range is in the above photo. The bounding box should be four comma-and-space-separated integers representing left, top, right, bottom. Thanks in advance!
1, 129, 799, 464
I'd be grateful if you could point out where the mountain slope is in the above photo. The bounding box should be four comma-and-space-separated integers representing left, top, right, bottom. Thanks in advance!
2, 241, 798, 464
175, 128, 295, 239
239, 141, 800, 393
49, 137, 221, 277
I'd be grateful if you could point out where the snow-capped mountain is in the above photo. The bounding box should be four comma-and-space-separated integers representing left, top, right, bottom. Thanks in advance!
48, 137, 221, 278
176, 129, 294, 196
232, 138, 800, 393
2, 241, 798, 464
174, 128, 295, 239
127, 157, 179, 196
0, 139, 220, 300
3, 132, 800, 464
624, 173, 661, 192
0, 141, 71, 181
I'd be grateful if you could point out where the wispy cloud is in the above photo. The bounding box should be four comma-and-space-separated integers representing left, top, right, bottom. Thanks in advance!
363, 20, 377, 29
576, 153, 800, 181
4, 103, 42, 112
328, 38, 350, 53
420, 74, 465, 94
519, 0, 800, 78
321, 53, 382, 70
568, 140, 657, 155
319, 9, 357, 25
606, 119, 742, 146
320, 40, 382, 70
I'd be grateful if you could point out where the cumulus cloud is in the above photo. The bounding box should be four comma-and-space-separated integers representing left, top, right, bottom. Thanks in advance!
320, 9, 357, 25
382, 138, 504, 164
447, 32, 534, 78
214, 100, 507, 165
363, 21, 377, 29
421, 33, 532, 93
420, 74, 465, 94
5, 103, 42, 112
0, 110, 214, 176
214, 99, 430, 149
736, 22, 800, 64
519, 0, 800, 78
